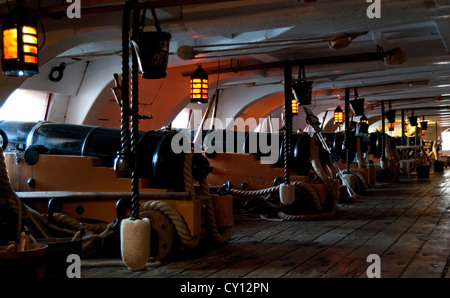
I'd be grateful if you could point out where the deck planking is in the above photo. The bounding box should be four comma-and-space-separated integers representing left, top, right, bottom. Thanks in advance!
81, 169, 450, 278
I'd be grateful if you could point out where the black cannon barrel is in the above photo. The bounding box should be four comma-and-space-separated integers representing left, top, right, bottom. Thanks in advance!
321, 132, 357, 163
193, 129, 331, 175
0, 121, 210, 191
284, 133, 312, 175
196, 129, 284, 165
367, 132, 396, 156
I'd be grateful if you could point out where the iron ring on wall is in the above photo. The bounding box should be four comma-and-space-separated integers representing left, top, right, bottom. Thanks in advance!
49, 63, 66, 82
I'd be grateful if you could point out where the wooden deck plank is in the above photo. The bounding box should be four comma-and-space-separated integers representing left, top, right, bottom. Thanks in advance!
320, 173, 449, 278
80, 170, 450, 278
244, 196, 400, 278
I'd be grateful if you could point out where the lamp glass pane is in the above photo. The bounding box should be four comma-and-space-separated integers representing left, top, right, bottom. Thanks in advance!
334, 112, 343, 124
24, 55, 37, 64
23, 45, 37, 54
291, 99, 298, 114
22, 26, 37, 35
23, 34, 37, 44
3, 28, 17, 59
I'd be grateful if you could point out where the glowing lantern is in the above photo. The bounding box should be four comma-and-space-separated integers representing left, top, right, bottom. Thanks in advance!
334, 106, 344, 125
360, 114, 368, 124
2, 1, 39, 76
190, 64, 209, 104
291, 98, 299, 115
387, 122, 395, 131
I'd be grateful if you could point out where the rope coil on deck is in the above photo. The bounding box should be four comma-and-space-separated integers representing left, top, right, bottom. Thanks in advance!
228, 181, 322, 211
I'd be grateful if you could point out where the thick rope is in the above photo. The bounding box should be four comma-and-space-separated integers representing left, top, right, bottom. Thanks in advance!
139, 200, 199, 248
183, 152, 196, 198
277, 206, 337, 221
130, 6, 141, 220
229, 181, 322, 211
118, 0, 132, 162
229, 185, 280, 198
343, 169, 368, 194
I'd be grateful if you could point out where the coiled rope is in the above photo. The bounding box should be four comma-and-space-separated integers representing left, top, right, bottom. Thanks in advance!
343, 169, 368, 194
229, 181, 322, 211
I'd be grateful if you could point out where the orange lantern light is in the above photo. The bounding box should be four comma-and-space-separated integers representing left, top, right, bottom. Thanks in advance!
334, 106, 344, 125
360, 114, 368, 124
387, 122, 395, 131
190, 64, 209, 104
2, 1, 39, 76
291, 98, 299, 115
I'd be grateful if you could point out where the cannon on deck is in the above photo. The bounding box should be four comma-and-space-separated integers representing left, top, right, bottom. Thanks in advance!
0, 121, 233, 263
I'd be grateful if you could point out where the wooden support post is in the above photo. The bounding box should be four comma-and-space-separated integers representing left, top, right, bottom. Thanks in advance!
401, 109, 406, 159
381, 101, 386, 164
283, 62, 292, 184
344, 87, 350, 172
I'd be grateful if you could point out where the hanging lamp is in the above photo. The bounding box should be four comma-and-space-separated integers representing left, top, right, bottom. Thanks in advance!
420, 116, 428, 131
2, 0, 39, 77
408, 110, 418, 126
385, 101, 396, 125
360, 114, 368, 124
334, 106, 344, 125
190, 64, 209, 104
387, 122, 395, 131
291, 93, 299, 115
291, 65, 312, 106
357, 114, 369, 134
349, 88, 365, 116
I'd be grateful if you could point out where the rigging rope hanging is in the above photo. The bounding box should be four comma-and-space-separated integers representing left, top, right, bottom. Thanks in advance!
130, 4, 141, 219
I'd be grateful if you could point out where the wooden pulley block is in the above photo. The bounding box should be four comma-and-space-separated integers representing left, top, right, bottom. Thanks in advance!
140, 210, 177, 261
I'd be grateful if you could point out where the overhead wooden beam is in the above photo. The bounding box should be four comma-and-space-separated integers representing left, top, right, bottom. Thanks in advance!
181, 51, 393, 77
